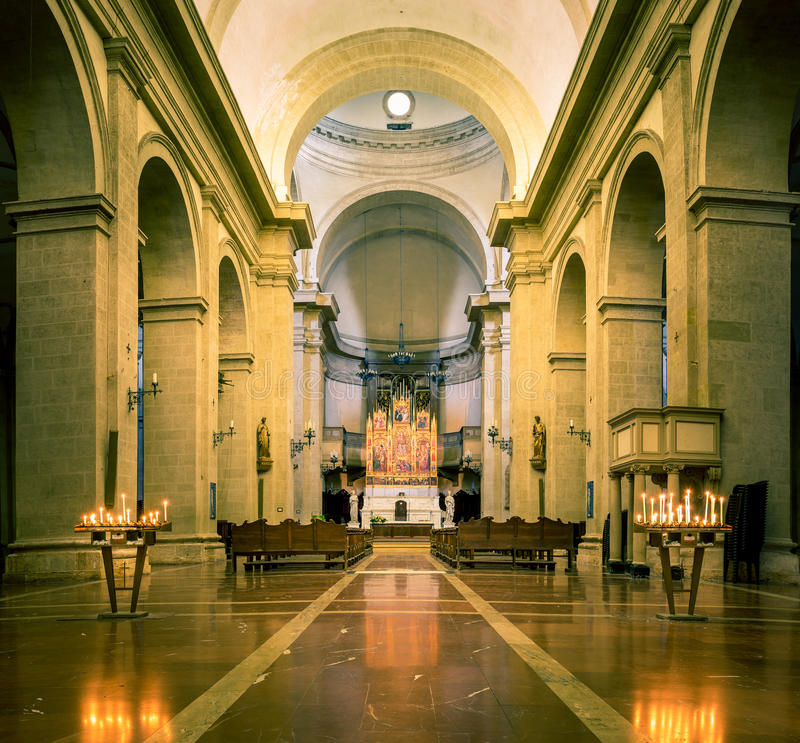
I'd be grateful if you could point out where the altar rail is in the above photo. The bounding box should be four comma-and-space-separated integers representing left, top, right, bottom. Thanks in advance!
230, 519, 372, 571
430, 516, 583, 571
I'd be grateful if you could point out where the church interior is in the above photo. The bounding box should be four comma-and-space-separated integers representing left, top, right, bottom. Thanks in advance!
2, 0, 800, 740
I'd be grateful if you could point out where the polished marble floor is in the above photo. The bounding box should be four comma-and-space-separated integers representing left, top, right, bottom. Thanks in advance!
1, 547, 799, 742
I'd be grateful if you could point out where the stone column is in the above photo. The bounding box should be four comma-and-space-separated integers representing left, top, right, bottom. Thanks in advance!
217, 353, 255, 523
505, 226, 550, 519
625, 472, 635, 565
251, 228, 299, 522
664, 464, 681, 501
548, 353, 586, 522
689, 188, 800, 578
607, 472, 623, 572
647, 24, 696, 407
103, 39, 149, 509
5, 195, 115, 579
466, 290, 510, 519
631, 465, 650, 577
293, 288, 338, 522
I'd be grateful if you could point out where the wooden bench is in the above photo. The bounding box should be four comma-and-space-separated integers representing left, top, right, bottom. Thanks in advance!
431, 516, 582, 571
231, 519, 372, 571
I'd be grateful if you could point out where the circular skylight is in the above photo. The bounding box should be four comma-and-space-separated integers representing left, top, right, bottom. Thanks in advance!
383, 90, 415, 119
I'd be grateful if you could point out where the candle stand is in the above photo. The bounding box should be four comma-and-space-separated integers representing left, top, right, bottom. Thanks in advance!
634, 524, 730, 621
74, 522, 171, 619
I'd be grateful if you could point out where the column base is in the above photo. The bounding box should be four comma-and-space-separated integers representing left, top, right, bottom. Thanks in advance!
606, 559, 626, 574
577, 536, 602, 571
4, 538, 151, 583
147, 535, 226, 564
627, 562, 650, 578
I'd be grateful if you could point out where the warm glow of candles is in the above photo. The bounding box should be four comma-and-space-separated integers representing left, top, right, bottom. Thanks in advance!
126, 508, 130, 524
163, 500, 168, 522
641, 493, 647, 523
99, 507, 104, 524
719, 496, 724, 526
704, 491, 710, 521
668, 493, 673, 524
659, 493, 665, 524
82, 514, 87, 525
637, 513, 643, 523
650, 497, 655, 524
677, 505, 683, 523
90, 513, 96, 524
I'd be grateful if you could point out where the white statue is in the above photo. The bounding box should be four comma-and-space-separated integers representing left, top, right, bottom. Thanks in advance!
349, 490, 359, 525
444, 490, 455, 526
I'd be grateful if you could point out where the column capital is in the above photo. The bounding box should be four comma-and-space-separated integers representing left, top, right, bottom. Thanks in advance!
5, 193, 116, 236
688, 186, 800, 230
608, 471, 622, 481
104, 37, 151, 96
597, 296, 665, 324
139, 296, 209, 324
252, 227, 299, 291
663, 463, 684, 474
630, 464, 650, 475
645, 24, 691, 88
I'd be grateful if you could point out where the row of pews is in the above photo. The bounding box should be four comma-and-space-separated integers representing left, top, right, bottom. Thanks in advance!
230, 518, 373, 571
431, 516, 584, 571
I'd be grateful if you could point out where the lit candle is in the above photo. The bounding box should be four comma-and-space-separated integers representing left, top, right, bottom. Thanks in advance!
641, 493, 647, 523
569, 419, 574, 428
704, 491, 710, 521
99, 507, 104, 524
685, 494, 690, 525
82, 514, 87, 525
230, 420, 234, 430
163, 500, 168, 522
711, 495, 716, 526
695, 515, 700, 525
659, 493, 665, 525
668, 493, 673, 524
152, 372, 158, 385
677, 505, 683, 524
126, 508, 131, 524
121, 493, 126, 520
719, 496, 724, 526
650, 497, 655, 524
90, 513, 96, 524
637, 513, 643, 523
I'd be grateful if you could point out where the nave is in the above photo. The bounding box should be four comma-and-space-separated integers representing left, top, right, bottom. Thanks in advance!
1, 548, 799, 742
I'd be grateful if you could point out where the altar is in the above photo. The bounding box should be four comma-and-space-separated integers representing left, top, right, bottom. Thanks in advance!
360, 378, 442, 529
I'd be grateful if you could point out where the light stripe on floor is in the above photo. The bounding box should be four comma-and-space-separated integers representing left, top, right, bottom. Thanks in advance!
143, 553, 376, 743
427, 555, 651, 743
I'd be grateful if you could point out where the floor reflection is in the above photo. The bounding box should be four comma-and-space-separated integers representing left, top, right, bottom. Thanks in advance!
633, 696, 723, 743
81, 698, 169, 742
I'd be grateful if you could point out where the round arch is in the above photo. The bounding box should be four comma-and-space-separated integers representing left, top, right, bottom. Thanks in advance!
0, 0, 107, 199
601, 131, 666, 298
137, 135, 202, 298
253, 29, 546, 198
552, 240, 587, 353
218, 242, 251, 354
312, 181, 490, 285
694, 0, 800, 191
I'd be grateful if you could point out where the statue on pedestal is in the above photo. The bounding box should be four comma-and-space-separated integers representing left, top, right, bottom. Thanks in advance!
348, 489, 360, 526
444, 490, 455, 527
257, 417, 273, 472
530, 415, 546, 471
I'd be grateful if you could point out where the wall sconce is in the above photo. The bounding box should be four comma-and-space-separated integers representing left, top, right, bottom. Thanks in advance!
128, 372, 161, 412
461, 451, 482, 474
218, 371, 233, 394
487, 424, 513, 455
567, 418, 591, 446
291, 423, 316, 457
213, 421, 236, 447
321, 451, 340, 473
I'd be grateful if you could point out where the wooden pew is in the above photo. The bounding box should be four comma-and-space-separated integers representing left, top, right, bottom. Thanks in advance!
230, 519, 266, 572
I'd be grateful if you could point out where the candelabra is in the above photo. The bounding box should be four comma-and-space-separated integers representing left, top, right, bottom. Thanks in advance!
321, 451, 340, 473
128, 373, 161, 412
212, 421, 236, 447
567, 419, 591, 446
487, 425, 513, 454
291, 424, 316, 457
461, 451, 482, 474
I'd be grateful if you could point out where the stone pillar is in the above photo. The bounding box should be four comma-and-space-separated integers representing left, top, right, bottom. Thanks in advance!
103, 39, 149, 509
217, 353, 255, 523
251, 228, 298, 522
607, 472, 623, 572
505, 226, 550, 519
689, 188, 800, 579
466, 290, 510, 519
647, 24, 695, 407
293, 288, 338, 522
631, 465, 650, 577
140, 296, 217, 557
625, 472, 634, 565
5, 195, 115, 578
548, 353, 586, 521
664, 464, 681, 501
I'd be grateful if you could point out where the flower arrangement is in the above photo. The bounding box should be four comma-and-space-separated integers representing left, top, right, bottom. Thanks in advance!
370, 515, 387, 524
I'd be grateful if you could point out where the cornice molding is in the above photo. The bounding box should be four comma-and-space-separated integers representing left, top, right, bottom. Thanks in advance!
645, 23, 691, 87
